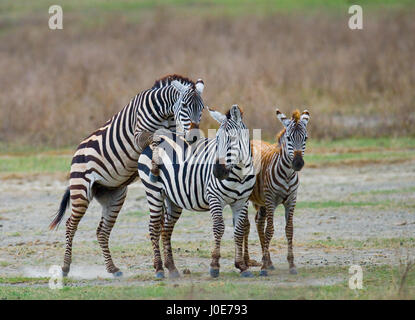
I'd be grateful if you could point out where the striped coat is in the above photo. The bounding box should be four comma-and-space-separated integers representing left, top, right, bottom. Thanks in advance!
138, 105, 256, 278
49, 74, 205, 277
247, 109, 310, 276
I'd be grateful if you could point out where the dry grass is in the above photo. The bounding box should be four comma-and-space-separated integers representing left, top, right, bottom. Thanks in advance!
0, 6, 414, 148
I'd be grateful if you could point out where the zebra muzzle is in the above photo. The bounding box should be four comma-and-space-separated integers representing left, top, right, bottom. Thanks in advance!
213, 160, 230, 180
185, 125, 201, 144
292, 152, 304, 171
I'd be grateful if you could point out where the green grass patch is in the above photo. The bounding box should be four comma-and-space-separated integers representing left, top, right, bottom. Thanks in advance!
308, 136, 415, 151
305, 150, 415, 166
0, 265, 413, 299
351, 186, 415, 196
0, 155, 71, 173
296, 200, 381, 210
307, 237, 415, 249
2, 0, 414, 17
1, 137, 414, 173
0, 277, 49, 285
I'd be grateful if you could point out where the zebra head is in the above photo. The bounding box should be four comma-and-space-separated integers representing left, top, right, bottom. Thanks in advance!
209, 105, 250, 180
276, 108, 310, 172
171, 79, 205, 144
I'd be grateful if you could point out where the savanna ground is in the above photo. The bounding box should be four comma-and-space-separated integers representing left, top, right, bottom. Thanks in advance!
1, 137, 415, 299
1, 0, 415, 299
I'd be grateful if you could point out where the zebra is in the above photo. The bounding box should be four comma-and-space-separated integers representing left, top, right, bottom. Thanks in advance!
49, 74, 206, 277
137, 105, 256, 279
247, 108, 310, 276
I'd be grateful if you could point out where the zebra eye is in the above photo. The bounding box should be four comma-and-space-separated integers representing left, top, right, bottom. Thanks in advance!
305, 136, 308, 141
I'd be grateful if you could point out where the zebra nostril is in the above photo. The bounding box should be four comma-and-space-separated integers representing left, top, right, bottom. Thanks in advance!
292, 155, 304, 171
185, 128, 201, 144
213, 161, 230, 180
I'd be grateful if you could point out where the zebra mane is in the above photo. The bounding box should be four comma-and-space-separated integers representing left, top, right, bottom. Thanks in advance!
275, 128, 286, 148
225, 106, 244, 119
152, 74, 196, 89
275, 109, 301, 144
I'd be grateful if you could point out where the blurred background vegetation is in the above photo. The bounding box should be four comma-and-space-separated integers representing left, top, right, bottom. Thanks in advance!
0, 0, 414, 150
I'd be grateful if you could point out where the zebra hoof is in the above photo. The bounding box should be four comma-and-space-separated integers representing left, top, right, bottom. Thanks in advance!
267, 265, 276, 271
149, 173, 159, 183
240, 270, 254, 278
289, 267, 298, 275
169, 270, 180, 279
209, 268, 220, 278
155, 271, 165, 279
112, 271, 123, 278
61, 267, 69, 277
259, 270, 268, 277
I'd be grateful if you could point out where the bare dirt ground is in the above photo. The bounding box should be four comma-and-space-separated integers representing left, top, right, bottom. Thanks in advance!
0, 161, 414, 287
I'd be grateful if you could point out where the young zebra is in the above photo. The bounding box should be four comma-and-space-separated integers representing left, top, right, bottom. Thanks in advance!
49, 74, 205, 277
247, 109, 310, 276
138, 105, 256, 278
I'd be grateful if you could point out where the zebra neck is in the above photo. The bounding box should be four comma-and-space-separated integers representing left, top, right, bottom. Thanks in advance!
131, 86, 179, 132
229, 152, 254, 180
276, 144, 296, 181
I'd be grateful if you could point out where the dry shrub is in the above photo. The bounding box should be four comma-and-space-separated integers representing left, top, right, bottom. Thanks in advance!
0, 8, 414, 148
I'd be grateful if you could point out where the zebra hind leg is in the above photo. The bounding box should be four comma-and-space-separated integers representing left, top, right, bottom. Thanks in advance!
161, 199, 182, 278
256, 206, 275, 276
95, 186, 127, 277
62, 190, 91, 277
243, 214, 250, 266
148, 192, 166, 279
243, 216, 261, 268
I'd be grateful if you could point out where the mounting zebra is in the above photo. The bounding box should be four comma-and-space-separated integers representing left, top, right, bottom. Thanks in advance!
49, 74, 206, 277
138, 105, 256, 278
247, 109, 310, 276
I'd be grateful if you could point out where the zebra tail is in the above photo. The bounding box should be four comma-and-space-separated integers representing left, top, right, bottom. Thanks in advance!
49, 187, 70, 230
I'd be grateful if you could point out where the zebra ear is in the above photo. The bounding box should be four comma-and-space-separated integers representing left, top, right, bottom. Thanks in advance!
229, 104, 242, 123
207, 106, 227, 124
276, 108, 290, 127
300, 110, 310, 126
171, 80, 190, 93
195, 79, 204, 94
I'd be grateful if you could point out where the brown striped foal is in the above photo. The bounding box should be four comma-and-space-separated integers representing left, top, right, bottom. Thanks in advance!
246, 109, 310, 276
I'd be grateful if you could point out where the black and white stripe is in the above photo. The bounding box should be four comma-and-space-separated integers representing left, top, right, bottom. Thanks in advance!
249, 109, 310, 276
138, 105, 256, 278
49, 74, 205, 277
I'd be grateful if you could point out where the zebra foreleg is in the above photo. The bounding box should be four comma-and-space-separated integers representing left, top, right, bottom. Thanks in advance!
232, 202, 253, 277
95, 187, 127, 277
254, 206, 267, 265
284, 201, 297, 275
149, 134, 162, 182
161, 200, 182, 278
208, 197, 225, 278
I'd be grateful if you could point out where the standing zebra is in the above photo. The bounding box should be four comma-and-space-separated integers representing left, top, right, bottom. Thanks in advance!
49, 74, 206, 277
247, 109, 310, 276
138, 105, 256, 278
